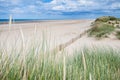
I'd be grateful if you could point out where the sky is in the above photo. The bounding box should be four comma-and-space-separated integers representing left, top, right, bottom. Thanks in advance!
0, 0, 120, 19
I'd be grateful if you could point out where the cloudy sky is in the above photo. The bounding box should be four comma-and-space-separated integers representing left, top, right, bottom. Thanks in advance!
0, 0, 120, 19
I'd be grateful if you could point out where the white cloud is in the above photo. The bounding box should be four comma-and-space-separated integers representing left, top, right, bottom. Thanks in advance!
32, 0, 120, 14
27, 5, 36, 11
10, 0, 21, 5
78, 0, 96, 6
48, 0, 79, 11
10, 6, 41, 15
52, 5, 64, 10
42, 0, 100, 12
111, 3, 120, 9
0, 0, 22, 7
10, 7, 24, 13
27, 5, 42, 14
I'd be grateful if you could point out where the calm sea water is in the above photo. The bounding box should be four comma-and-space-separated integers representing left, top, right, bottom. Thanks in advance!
0, 19, 44, 24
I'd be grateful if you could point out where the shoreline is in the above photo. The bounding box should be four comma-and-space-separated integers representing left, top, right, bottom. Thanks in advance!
0, 19, 93, 24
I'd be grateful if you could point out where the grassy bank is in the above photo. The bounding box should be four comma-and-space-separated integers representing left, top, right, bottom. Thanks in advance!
89, 22, 114, 38
116, 31, 120, 39
88, 16, 120, 39
0, 43, 120, 80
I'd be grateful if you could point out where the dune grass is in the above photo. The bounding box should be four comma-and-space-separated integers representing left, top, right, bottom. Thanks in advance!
116, 31, 120, 39
88, 16, 120, 39
0, 38, 120, 80
89, 22, 115, 39
95, 16, 117, 22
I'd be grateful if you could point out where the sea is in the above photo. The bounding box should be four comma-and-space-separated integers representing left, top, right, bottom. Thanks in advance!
0, 19, 46, 24
0, 18, 89, 24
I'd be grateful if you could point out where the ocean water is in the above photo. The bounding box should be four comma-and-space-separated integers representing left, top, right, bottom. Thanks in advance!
0, 19, 44, 24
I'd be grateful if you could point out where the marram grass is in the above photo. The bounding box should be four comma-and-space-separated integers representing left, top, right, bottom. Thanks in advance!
0, 43, 120, 80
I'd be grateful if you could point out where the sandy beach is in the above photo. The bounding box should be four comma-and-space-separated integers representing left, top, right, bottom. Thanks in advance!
1, 0, 120, 79
0, 20, 120, 54
0, 19, 120, 80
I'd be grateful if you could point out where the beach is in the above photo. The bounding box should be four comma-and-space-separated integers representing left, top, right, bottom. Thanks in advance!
1, 0, 120, 79
0, 19, 120, 80
0, 19, 120, 54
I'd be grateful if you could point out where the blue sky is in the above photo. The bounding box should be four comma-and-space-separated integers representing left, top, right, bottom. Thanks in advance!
0, 0, 120, 19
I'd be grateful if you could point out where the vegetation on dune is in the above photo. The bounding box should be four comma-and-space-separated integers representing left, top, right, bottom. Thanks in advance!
116, 31, 120, 39
88, 16, 120, 39
117, 18, 120, 21
0, 42, 120, 80
89, 22, 114, 39
95, 16, 117, 22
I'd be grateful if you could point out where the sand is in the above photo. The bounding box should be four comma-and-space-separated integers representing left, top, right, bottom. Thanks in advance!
0, 20, 120, 54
